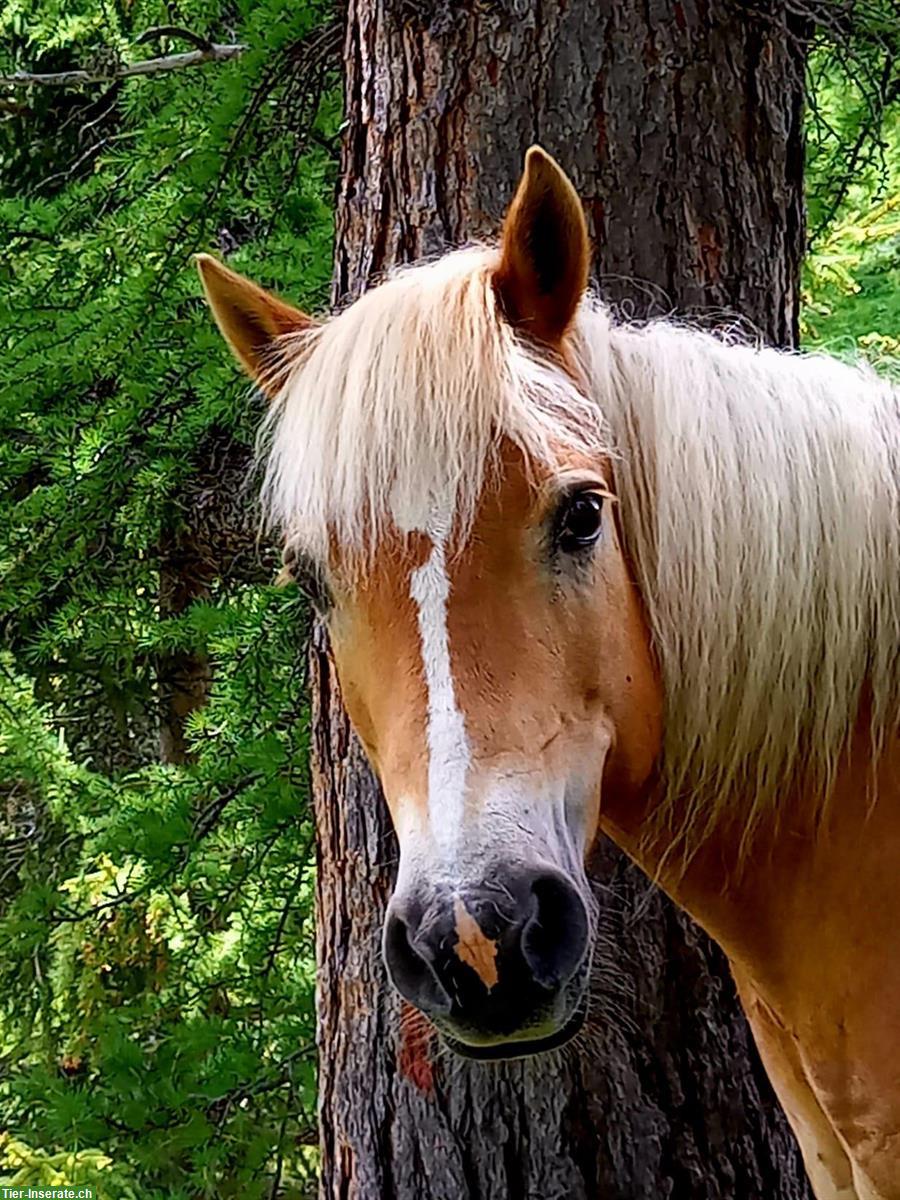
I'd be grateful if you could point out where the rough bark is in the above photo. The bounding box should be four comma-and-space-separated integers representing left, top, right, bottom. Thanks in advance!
333, 0, 806, 346
315, 2, 812, 1197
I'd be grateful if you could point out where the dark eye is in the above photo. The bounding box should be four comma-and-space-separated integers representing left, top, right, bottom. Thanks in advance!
556, 491, 604, 553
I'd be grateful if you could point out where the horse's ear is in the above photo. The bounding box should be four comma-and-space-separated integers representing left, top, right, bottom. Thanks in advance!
494, 146, 590, 345
196, 254, 313, 393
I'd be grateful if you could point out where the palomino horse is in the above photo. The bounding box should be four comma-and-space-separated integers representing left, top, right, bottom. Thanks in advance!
198, 148, 900, 1200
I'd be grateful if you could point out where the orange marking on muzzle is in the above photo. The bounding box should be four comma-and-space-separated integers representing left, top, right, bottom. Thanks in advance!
453, 897, 500, 991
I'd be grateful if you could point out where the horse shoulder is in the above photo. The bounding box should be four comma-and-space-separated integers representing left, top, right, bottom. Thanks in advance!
732, 731, 900, 1200
733, 962, 858, 1199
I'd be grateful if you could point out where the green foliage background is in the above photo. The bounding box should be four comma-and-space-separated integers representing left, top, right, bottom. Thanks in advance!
0, 5, 898, 1197
1, 2, 336, 1195
804, 32, 900, 367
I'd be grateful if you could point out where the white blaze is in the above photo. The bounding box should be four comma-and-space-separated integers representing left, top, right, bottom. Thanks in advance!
409, 531, 471, 852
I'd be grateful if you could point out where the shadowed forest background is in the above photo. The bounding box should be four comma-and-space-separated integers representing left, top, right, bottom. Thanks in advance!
1, 2, 899, 1197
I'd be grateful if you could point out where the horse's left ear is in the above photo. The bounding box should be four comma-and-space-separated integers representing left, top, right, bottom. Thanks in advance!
494, 146, 590, 346
196, 253, 314, 394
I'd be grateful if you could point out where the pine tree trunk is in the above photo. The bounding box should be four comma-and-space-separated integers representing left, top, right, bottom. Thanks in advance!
315, 2, 813, 1196
158, 521, 213, 765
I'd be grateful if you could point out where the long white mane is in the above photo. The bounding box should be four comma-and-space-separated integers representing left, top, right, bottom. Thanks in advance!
260, 247, 900, 844
576, 307, 900, 845
260, 248, 606, 558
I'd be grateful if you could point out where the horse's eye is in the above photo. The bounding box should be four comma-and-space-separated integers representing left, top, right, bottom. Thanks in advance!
557, 491, 604, 553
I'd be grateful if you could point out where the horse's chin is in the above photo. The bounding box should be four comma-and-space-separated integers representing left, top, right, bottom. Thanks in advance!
441, 998, 587, 1062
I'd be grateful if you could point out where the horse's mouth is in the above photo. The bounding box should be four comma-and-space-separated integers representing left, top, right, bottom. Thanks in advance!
441, 1001, 586, 1062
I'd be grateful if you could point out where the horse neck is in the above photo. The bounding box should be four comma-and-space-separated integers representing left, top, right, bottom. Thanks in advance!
587, 311, 900, 877
599, 711, 900, 1005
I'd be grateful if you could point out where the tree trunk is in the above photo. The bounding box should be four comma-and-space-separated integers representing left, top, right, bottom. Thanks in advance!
158, 520, 213, 765
158, 431, 271, 764
315, 2, 812, 1197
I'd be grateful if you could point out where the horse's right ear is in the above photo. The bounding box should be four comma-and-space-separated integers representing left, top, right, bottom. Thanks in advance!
196, 254, 314, 394
493, 146, 589, 346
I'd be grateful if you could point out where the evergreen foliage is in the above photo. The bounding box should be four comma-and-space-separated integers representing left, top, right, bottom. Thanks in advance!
1, 1, 336, 1194
0, 4, 898, 1196
804, 34, 900, 367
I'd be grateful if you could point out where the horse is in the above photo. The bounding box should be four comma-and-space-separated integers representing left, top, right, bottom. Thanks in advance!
197, 147, 900, 1200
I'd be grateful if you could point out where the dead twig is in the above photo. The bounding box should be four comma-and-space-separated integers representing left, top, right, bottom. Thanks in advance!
0, 43, 247, 89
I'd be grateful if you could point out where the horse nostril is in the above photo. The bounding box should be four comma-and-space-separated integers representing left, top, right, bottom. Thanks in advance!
521, 871, 589, 990
384, 873, 589, 1037
383, 909, 452, 1016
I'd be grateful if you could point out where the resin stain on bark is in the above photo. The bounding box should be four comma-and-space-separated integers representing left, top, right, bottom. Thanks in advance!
398, 1001, 437, 1095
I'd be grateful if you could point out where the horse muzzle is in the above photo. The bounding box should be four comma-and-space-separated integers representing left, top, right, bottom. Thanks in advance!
382, 864, 591, 1058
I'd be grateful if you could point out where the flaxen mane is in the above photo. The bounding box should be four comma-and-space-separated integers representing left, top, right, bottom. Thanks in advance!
259, 248, 606, 559
260, 247, 900, 847
578, 308, 900, 847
